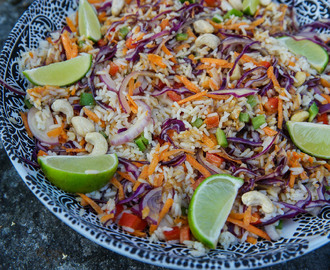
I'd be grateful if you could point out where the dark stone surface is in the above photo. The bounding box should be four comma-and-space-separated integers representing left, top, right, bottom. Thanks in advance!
0, 0, 329, 269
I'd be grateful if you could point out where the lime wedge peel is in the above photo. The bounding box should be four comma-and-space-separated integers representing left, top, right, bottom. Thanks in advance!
79, 0, 102, 42
242, 0, 260, 16
38, 154, 118, 193
287, 121, 330, 159
278, 36, 329, 73
188, 174, 244, 249
23, 53, 92, 86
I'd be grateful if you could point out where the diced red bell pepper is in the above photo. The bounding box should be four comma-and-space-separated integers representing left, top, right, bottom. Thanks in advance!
264, 97, 279, 114
206, 152, 224, 167
179, 226, 191, 243
259, 61, 271, 68
317, 113, 328, 125
191, 176, 205, 190
112, 204, 124, 221
204, 0, 219, 7
118, 212, 147, 231
126, 37, 137, 49
109, 62, 119, 76
204, 115, 220, 129
163, 226, 180, 241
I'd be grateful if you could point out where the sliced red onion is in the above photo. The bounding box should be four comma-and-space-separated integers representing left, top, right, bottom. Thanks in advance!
110, 100, 152, 146
233, 167, 258, 177
257, 178, 284, 186
117, 128, 127, 133
118, 71, 156, 114
151, 87, 194, 97
0, 78, 25, 95
319, 104, 330, 114
196, 149, 222, 175
227, 137, 262, 147
99, 73, 118, 92
95, 45, 117, 63
160, 153, 186, 167
209, 88, 258, 98
305, 199, 330, 208
242, 135, 277, 161
236, 66, 267, 87
118, 183, 151, 205
118, 157, 140, 180
140, 187, 163, 224
27, 107, 59, 144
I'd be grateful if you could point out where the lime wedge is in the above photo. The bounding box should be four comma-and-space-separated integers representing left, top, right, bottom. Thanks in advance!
242, 0, 260, 16
23, 54, 92, 86
287, 121, 330, 159
79, 0, 101, 42
188, 174, 244, 249
38, 154, 118, 193
278, 37, 329, 73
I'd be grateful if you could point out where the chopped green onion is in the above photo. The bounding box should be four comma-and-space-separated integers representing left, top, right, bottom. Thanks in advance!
192, 118, 203, 128
134, 133, 149, 152
216, 128, 228, 147
80, 92, 95, 106
180, 0, 195, 3
308, 102, 319, 122
119, 26, 129, 39
24, 96, 33, 109
176, 33, 188, 41
239, 112, 250, 123
78, 40, 85, 48
325, 186, 330, 191
247, 95, 257, 108
99, 131, 108, 139
224, 9, 243, 20
252, 115, 266, 129
275, 220, 283, 230
212, 14, 223, 23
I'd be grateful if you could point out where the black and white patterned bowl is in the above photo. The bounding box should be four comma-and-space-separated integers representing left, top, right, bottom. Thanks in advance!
0, 0, 329, 269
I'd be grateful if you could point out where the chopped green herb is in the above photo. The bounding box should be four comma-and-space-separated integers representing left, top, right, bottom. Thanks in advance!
247, 95, 257, 108
192, 118, 203, 128
78, 40, 86, 48
224, 9, 243, 20
275, 220, 283, 230
99, 131, 108, 139
216, 128, 228, 147
119, 26, 129, 39
308, 102, 319, 122
252, 115, 266, 129
24, 96, 33, 109
239, 112, 250, 123
80, 92, 95, 106
176, 33, 188, 41
212, 14, 223, 23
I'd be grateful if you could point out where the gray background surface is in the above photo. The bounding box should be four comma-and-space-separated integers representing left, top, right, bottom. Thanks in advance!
0, 0, 329, 269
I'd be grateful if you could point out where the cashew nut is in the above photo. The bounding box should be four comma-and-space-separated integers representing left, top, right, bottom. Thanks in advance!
293, 71, 306, 87
51, 99, 74, 124
71, 116, 95, 137
228, 0, 243, 10
260, 0, 271, 6
241, 191, 275, 214
193, 20, 214, 34
85, 132, 108, 155
112, 0, 125, 16
290, 111, 309, 122
195, 34, 220, 50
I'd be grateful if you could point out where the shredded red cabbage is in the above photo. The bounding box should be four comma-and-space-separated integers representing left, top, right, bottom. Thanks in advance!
160, 153, 186, 167
160, 119, 187, 146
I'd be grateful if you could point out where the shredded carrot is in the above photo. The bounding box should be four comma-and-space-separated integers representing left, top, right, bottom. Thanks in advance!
160, 18, 170, 30
175, 75, 200, 93
160, 149, 194, 161
229, 212, 245, 220
321, 94, 330, 104
277, 98, 283, 129
117, 171, 136, 183
200, 58, 234, 68
176, 91, 207, 106
288, 61, 296, 67
111, 177, 124, 200
289, 172, 296, 188
100, 213, 114, 223
126, 95, 139, 114
88, 0, 105, 3
61, 30, 78, 60
130, 230, 147, 237
149, 224, 157, 234
157, 198, 174, 225
251, 17, 264, 28
37, 150, 48, 157
66, 17, 77, 33
46, 37, 54, 45
148, 54, 167, 69
204, 114, 219, 129
65, 148, 86, 153
206, 94, 230, 100
138, 165, 149, 180
19, 112, 33, 138
98, 11, 107, 22
278, 4, 288, 30
133, 180, 141, 191
243, 206, 252, 226
202, 133, 216, 148
173, 43, 190, 53
320, 78, 330, 88
324, 163, 330, 171
246, 236, 258, 245
267, 66, 280, 89
263, 127, 278, 136
153, 173, 164, 187
186, 154, 211, 178
83, 107, 101, 123
29, 52, 34, 58
148, 143, 160, 176
227, 217, 271, 240
214, 152, 242, 164
186, 27, 196, 40
47, 126, 63, 137
78, 193, 104, 215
